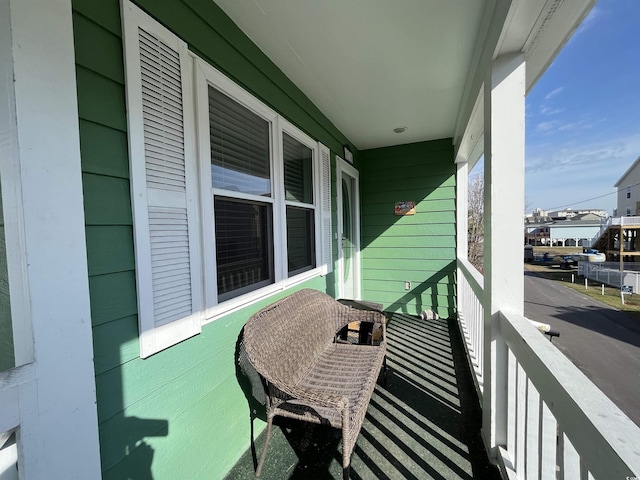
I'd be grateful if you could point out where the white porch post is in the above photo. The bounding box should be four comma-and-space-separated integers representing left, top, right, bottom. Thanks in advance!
482, 53, 526, 454
457, 161, 469, 263
1, 0, 101, 477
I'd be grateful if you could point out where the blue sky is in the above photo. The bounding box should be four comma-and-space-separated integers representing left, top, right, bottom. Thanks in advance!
525, 0, 640, 215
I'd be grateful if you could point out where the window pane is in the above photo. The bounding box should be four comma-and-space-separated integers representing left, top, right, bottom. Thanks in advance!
283, 133, 313, 204
215, 197, 273, 299
209, 86, 271, 196
0, 179, 14, 371
287, 206, 315, 275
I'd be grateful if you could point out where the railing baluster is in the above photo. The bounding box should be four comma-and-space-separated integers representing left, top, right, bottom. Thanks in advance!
516, 363, 526, 479
526, 379, 540, 480
507, 349, 517, 456
563, 432, 581, 480
540, 401, 556, 480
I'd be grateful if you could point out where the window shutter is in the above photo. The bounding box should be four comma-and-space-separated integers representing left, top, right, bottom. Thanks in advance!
122, 2, 202, 358
318, 143, 333, 274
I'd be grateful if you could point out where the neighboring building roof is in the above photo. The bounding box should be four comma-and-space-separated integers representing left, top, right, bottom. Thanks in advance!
525, 217, 605, 229
551, 218, 604, 227
572, 212, 607, 222
524, 217, 552, 226
614, 155, 640, 187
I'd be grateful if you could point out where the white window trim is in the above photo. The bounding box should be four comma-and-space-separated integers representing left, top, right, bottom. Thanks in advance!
195, 58, 280, 314
279, 117, 322, 276
194, 59, 327, 323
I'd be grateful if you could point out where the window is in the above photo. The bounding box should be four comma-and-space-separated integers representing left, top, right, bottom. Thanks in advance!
283, 133, 316, 275
198, 64, 328, 310
627, 208, 631, 216
627, 186, 631, 199
208, 86, 275, 300
123, 3, 332, 356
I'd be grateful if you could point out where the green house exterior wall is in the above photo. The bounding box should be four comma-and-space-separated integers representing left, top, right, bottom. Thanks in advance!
71, 0, 346, 477
360, 140, 457, 318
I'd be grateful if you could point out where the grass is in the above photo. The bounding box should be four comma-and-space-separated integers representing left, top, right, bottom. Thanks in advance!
530, 246, 583, 256
524, 263, 640, 318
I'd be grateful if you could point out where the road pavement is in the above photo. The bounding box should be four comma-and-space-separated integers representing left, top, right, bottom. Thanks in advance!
524, 270, 640, 427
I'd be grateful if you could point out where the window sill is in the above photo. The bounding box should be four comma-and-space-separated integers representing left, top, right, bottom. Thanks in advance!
202, 267, 325, 324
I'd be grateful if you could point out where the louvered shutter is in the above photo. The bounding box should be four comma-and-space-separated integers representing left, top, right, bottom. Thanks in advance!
122, 2, 202, 358
318, 143, 333, 274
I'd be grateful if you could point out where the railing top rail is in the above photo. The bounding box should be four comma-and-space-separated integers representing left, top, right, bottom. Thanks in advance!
457, 257, 483, 296
611, 216, 640, 226
499, 310, 640, 478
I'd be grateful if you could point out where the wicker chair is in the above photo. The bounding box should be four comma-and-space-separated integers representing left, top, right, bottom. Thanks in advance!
243, 288, 387, 480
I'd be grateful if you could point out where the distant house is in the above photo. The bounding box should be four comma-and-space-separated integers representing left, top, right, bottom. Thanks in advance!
614, 155, 640, 216
524, 220, 551, 245
525, 211, 607, 246
547, 208, 608, 219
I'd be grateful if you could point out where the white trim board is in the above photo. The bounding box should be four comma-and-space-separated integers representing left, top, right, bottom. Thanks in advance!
0, 0, 101, 477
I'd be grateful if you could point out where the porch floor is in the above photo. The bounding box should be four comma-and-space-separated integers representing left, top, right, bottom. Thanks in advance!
225, 313, 500, 480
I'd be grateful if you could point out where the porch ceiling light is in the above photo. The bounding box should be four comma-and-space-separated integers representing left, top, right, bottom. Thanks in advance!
393, 126, 407, 134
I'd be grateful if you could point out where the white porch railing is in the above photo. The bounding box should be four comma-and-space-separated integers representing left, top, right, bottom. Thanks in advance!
457, 258, 484, 394
456, 261, 640, 479
591, 216, 640, 246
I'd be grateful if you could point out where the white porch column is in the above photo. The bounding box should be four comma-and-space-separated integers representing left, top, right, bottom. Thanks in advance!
482, 53, 526, 454
1, 0, 101, 477
457, 161, 469, 263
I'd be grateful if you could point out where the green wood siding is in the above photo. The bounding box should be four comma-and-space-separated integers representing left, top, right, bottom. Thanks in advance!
72, 1, 343, 477
360, 140, 456, 318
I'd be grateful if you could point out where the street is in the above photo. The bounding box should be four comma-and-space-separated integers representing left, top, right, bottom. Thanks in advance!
524, 271, 640, 427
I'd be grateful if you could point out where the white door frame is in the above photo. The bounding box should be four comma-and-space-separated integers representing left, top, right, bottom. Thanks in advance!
336, 156, 361, 300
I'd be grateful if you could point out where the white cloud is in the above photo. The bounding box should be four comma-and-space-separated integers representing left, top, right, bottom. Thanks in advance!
544, 87, 564, 100
526, 132, 640, 177
536, 120, 559, 132
540, 106, 565, 115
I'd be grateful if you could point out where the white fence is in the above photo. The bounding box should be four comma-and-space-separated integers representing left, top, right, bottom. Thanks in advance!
579, 261, 640, 293
456, 259, 640, 479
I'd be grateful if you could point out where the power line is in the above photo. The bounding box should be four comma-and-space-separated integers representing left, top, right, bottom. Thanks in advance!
542, 179, 640, 212
543, 190, 617, 211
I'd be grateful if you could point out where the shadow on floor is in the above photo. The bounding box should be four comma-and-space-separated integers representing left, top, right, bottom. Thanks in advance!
225, 313, 501, 480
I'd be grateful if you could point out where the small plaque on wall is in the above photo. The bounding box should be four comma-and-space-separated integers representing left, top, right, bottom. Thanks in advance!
395, 201, 416, 215
343, 145, 354, 164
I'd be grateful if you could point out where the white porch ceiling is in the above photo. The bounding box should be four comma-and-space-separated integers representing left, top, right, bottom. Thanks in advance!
213, 0, 595, 152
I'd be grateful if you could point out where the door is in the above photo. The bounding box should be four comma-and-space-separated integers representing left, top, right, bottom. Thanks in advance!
337, 158, 360, 299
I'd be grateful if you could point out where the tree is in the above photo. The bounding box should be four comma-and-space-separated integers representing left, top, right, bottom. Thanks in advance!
468, 174, 484, 272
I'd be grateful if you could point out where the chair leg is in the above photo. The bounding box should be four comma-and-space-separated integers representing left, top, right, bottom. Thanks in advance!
382, 356, 388, 388
255, 416, 274, 477
342, 427, 351, 480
